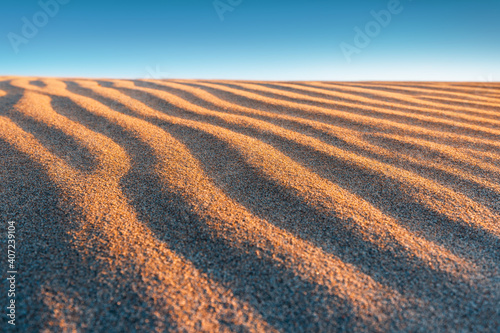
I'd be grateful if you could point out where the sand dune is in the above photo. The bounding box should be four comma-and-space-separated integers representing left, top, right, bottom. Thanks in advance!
0, 78, 498, 332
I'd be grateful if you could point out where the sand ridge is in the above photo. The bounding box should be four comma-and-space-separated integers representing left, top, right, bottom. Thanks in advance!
0, 78, 499, 332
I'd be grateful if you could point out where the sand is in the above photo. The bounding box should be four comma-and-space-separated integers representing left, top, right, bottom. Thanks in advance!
0, 77, 499, 332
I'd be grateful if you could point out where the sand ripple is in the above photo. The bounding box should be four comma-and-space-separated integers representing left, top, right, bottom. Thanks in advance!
0, 78, 499, 332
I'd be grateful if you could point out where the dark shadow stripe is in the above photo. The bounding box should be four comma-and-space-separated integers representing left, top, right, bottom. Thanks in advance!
29, 80, 47, 88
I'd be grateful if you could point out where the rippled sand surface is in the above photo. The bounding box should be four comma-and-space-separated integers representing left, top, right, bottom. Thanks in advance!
1, 78, 499, 332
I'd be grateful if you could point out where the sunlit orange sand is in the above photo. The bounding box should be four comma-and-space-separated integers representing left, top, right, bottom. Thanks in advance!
1, 78, 499, 332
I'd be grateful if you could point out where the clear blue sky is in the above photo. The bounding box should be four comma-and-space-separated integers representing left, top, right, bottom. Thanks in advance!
1, 0, 499, 81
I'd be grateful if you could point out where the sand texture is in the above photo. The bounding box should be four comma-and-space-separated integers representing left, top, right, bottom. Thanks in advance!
0, 78, 499, 332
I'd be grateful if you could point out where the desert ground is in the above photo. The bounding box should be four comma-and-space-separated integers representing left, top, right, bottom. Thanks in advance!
0, 77, 499, 332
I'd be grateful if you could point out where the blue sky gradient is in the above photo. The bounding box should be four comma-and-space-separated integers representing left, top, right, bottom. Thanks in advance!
1, 0, 499, 80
